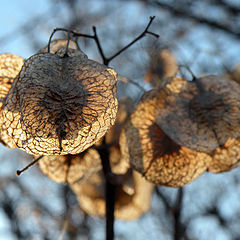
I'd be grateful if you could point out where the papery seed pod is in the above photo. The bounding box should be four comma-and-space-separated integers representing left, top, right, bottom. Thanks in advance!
38, 39, 79, 54
226, 64, 240, 84
0, 54, 24, 148
1, 48, 118, 155
71, 170, 154, 220
208, 138, 240, 173
119, 87, 212, 187
38, 148, 102, 184
105, 97, 134, 175
0, 54, 24, 108
156, 75, 240, 152
105, 97, 134, 145
144, 49, 178, 88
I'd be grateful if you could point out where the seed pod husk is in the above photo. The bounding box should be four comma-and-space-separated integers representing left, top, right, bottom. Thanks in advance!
156, 75, 240, 152
119, 86, 212, 187
0, 53, 24, 148
38, 148, 102, 184
71, 170, 154, 220
1, 48, 118, 155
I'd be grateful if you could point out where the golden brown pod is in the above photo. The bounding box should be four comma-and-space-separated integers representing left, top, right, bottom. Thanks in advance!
208, 138, 240, 173
156, 75, 240, 152
1, 48, 118, 155
160, 76, 240, 174
38, 148, 102, 184
0, 53, 24, 148
38, 39, 79, 54
119, 87, 212, 187
226, 64, 240, 84
105, 97, 134, 175
71, 170, 154, 220
0, 54, 24, 108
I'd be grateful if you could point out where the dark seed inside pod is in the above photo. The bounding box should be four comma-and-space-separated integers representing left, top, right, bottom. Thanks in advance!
1, 48, 118, 155
157, 75, 240, 152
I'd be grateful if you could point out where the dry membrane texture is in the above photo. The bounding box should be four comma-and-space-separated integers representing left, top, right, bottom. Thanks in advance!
0, 54, 24, 108
0, 54, 24, 148
38, 148, 102, 184
105, 97, 134, 174
1, 48, 118, 155
71, 170, 154, 220
208, 138, 240, 173
119, 87, 212, 187
162, 76, 240, 173
38, 39, 79, 54
156, 75, 240, 153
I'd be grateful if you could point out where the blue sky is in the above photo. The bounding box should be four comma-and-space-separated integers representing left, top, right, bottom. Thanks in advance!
0, 0, 52, 56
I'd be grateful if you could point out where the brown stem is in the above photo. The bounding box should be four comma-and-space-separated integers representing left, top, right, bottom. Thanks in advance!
16, 155, 43, 176
97, 138, 116, 240
106, 16, 159, 64
48, 18, 159, 240
173, 188, 184, 240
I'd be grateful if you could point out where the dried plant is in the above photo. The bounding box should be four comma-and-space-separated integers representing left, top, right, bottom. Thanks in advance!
38, 148, 102, 184
119, 84, 212, 187
1, 14, 240, 240
156, 75, 240, 152
0, 54, 24, 148
71, 170, 154, 220
1, 47, 118, 155
120, 75, 240, 187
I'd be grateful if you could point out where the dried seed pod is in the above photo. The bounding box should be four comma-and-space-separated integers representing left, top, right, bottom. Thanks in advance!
105, 97, 134, 145
1, 48, 118, 155
71, 170, 154, 220
144, 49, 178, 88
119, 88, 212, 187
38, 148, 102, 184
105, 97, 134, 175
208, 138, 240, 173
0, 54, 24, 108
156, 75, 240, 152
227, 64, 240, 84
0, 54, 24, 148
38, 39, 79, 54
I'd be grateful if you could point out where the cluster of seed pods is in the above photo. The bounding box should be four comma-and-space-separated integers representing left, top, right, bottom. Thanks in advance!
0, 44, 240, 220
120, 50, 240, 187
0, 40, 154, 220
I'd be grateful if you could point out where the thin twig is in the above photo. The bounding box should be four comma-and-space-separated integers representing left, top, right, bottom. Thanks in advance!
107, 16, 159, 64
16, 155, 43, 176
47, 28, 95, 53
48, 16, 159, 66
92, 26, 108, 65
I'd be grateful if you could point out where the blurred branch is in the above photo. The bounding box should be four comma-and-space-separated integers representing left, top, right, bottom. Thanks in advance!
142, 0, 240, 39
1, 189, 27, 239
155, 187, 186, 239
211, 0, 240, 15
173, 188, 184, 240
155, 187, 171, 211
